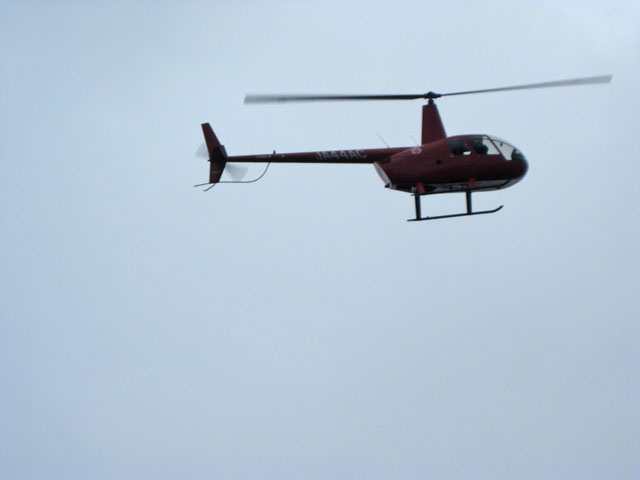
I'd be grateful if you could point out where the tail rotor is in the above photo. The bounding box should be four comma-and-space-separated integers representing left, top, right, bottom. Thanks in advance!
195, 141, 247, 181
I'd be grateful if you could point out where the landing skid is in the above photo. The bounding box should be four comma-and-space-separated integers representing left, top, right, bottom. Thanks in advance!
408, 191, 503, 222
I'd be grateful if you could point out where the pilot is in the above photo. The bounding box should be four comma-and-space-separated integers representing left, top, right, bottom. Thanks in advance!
470, 137, 488, 154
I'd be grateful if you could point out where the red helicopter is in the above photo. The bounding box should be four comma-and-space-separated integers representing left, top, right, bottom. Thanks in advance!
197, 75, 611, 221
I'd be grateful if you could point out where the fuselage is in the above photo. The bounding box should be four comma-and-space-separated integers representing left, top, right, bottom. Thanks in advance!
376, 134, 528, 194
229, 134, 528, 195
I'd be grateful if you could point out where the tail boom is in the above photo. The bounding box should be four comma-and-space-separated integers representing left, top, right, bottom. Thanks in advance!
228, 147, 404, 164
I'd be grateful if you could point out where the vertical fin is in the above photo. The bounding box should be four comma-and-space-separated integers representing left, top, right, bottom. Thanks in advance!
209, 160, 226, 184
201, 123, 227, 183
201, 123, 221, 156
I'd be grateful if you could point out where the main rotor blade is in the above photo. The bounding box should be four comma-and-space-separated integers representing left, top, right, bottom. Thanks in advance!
244, 93, 427, 103
440, 75, 613, 97
245, 75, 612, 104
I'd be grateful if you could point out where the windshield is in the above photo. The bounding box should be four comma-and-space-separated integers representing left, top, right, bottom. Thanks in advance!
489, 136, 526, 161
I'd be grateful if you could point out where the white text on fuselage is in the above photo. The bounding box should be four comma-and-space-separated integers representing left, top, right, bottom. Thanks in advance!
315, 150, 368, 161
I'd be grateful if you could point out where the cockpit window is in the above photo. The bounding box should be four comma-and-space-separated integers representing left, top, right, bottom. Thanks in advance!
490, 136, 526, 161
448, 138, 471, 156
468, 135, 500, 155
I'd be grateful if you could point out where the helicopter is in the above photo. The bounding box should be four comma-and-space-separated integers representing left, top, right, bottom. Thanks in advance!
196, 75, 612, 221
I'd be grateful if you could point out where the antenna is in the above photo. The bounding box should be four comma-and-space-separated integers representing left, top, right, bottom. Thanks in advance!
376, 132, 390, 148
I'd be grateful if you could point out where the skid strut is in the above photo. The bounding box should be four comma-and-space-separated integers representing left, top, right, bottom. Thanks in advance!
408, 191, 503, 222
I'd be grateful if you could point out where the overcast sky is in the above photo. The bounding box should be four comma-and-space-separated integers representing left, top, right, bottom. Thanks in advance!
1, 1, 639, 479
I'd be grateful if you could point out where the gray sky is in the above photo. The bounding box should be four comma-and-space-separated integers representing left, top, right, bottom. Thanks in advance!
1, 1, 639, 479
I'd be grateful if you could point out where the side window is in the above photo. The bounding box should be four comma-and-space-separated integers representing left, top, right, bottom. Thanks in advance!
468, 135, 500, 155
448, 138, 471, 156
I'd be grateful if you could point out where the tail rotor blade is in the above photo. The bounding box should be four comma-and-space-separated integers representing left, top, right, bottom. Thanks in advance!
195, 142, 209, 159
226, 163, 248, 181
